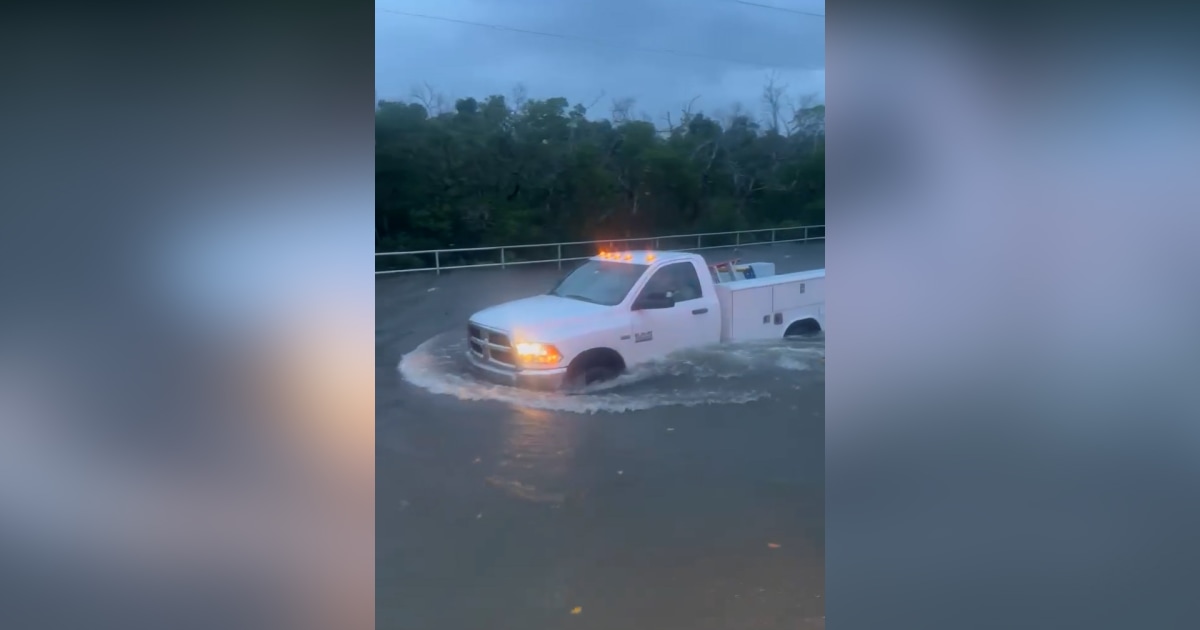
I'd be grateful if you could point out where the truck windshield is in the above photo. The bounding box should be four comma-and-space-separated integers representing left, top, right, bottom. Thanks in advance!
548, 260, 648, 306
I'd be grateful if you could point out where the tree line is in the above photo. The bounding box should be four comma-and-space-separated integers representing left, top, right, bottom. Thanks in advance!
376, 81, 825, 257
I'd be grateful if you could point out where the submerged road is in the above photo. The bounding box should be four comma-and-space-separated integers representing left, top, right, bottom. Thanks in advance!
377, 242, 825, 630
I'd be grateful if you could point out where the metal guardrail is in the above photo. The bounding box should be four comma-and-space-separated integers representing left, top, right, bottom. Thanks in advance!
375, 224, 825, 275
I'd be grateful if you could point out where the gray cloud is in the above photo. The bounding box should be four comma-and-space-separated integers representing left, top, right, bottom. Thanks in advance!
375, 0, 824, 121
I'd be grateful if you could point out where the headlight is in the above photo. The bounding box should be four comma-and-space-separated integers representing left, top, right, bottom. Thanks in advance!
514, 342, 562, 365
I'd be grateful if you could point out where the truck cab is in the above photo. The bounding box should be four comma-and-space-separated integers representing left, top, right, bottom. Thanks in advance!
466, 251, 721, 390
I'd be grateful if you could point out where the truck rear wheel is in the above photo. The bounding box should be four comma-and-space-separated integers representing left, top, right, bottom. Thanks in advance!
784, 318, 822, 338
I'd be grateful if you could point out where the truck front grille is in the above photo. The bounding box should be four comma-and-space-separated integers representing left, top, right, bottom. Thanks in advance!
467, 322, 515, 368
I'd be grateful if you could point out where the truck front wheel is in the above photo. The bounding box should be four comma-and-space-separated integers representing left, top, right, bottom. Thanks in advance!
565, 348, 626, 391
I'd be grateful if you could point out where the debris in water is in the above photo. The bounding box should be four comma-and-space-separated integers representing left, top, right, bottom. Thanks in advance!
473, 457, 481, 464
667, 427, 675, 432
767, 542, 782, 549
570, 606, 582, 615
476, 513, 483, 519
617, 470, 624, 475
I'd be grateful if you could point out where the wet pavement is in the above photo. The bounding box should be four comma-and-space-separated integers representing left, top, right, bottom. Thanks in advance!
377, 243, 825, 630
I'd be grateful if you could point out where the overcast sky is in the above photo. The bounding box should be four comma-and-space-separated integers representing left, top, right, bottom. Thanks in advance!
375, 0, 824, 122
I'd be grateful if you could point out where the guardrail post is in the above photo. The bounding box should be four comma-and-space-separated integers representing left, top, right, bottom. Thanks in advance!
803, 226, 808, 242
557, 244, 562, 270
435, 250, 440, 275
736, 232, 741, 246
696, 235, 702, 249
501, 248, 506, 269
771, 229, 776, 243
654, 238, 660, 250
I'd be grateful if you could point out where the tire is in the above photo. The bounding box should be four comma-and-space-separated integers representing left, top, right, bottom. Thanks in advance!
565, 362, 620, 393
784, 318, 822, 338
582, 365, 619, 385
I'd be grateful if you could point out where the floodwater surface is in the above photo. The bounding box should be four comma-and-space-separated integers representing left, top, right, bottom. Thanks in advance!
377, 243, 826, 630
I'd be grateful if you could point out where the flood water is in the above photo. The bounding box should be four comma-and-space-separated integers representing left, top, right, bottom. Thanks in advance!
377, 242, 826, 630
399, 331, 824, 414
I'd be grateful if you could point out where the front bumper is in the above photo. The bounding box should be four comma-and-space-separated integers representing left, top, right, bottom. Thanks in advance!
465, 350, 568, 391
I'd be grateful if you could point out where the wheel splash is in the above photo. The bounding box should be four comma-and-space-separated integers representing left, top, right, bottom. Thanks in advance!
397, 332, 824, 414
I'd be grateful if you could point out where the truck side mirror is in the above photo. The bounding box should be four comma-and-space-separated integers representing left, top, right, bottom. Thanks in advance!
633, 294, 675, 310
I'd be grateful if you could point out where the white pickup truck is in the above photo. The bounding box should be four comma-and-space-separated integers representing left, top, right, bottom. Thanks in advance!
465, 250, 824, 390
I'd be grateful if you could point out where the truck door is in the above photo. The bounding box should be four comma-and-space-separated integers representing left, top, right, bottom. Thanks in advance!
630, 261, 721, 360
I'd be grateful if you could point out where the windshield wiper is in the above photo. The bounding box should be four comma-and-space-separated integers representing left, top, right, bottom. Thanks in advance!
561, 294, 601, 304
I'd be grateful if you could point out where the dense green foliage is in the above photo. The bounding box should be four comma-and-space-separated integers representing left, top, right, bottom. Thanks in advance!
376, 89, 824, 253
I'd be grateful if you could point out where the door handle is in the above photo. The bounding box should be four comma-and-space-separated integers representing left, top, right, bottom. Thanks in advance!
692, 308, 708, 315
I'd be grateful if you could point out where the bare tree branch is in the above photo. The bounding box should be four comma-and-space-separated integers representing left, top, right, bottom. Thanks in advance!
760, 72, 788, 133
510, 83, 528, 112
410, 82, 449, 115
586, 90, 606, 111
610, 97, 635, 124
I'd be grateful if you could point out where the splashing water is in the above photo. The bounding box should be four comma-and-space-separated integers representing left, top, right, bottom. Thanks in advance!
397, 331, 824, 414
